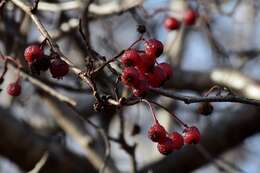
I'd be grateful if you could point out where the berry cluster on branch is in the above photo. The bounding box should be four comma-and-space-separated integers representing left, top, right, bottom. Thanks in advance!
120, 38, 172, 97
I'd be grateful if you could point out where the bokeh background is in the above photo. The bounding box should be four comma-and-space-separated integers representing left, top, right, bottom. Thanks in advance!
1, 0, 260, 173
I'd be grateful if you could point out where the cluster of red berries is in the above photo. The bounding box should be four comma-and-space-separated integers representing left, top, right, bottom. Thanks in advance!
24, 44, 69, 79
148, 121, 200, 155
120, 39, 172, 96
164, 8, 198, 31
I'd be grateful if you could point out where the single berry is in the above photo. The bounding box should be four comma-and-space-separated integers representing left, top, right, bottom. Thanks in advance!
121, 49, 140, 67
121, 67, 139, 87
30, 55, 50, 75
24, 45, 43, 63
144, 39, 164, 57
184, 9, 198, 26
164, 17, 181, 30
137, 53, 156, 73
132, 81, 149, 97
169, 132, 184, 150
132, 73, 149, 96
7, 82, 21, 96
148, 123, 166, 142
183, 126, 201, 144
157, 137, 174, 155
197, 102, 214, 116
147, 66, 167, 87
49, 58, 69, 79
157, 63, 173, 81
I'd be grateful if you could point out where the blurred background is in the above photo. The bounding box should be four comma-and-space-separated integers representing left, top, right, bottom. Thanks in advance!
1, 0, 260, 173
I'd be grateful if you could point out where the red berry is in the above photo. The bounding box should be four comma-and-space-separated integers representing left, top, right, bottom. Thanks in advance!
137, 53, 156, 73
157, 137, 174, 155
131, 71, 149, 96
157, 63, 173, 80
144, 39, 164, 57
169, 132, 184, 150
148, 123, 166, 142
121, 49, 140, 67
7, 82, 21, 96
50, 58, 69, 79
121, 67, 139, 87
24, 45, 43, 63
147, 66, 166, 87
184, 9, 198, 26
132, 80, 149, 97
183, 126, 201, 144
164, 17, 181, 30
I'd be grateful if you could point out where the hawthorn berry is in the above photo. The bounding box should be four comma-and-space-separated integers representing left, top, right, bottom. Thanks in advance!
183, 126, 201, 144
49, 58, 69, 79
144, 39, 164, 57
121, 49, 140, 67
7, 82, 21, 96
24, 45, 43, 63
132, 80, 149, 96
121, 67, 139, 87
169, 132, 184, 150
184, 9, 198, 26
164, 17, 180, 30
132, 71, 149, 96
157, 137, 174, 155
148, 123, 166, 142
137, 53, 156, 73
147, 66, 166, 87
157, 63, 173, 80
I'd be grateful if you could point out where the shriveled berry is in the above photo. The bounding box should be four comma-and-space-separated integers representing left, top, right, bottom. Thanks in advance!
157, 137, 174, 155
7, 82, 21, 96
169, 132, 184, 150
184, 9, 198, 26
121, 67, 139, 87
147, 66, 166, 87
183, 126, 201, 144
121, 49, 140, 67
50, 58, 69, 79
164, 17, 181, 30
144, 39, 164, 57
137, 53, 156, 73
24, 45, 43, 63
148, 123, 166, 142
30, 55, 50, 75
157, 63, 172, 80
137, 25, 146, 34
197, 102, 214, 116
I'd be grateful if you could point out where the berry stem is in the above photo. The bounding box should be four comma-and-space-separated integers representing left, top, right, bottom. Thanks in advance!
141, 99, 159, 123
147, 99, 188, 128
129, 34, 145, 49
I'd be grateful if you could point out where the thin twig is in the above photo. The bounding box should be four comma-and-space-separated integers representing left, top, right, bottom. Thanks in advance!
150, 87, 260, 106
